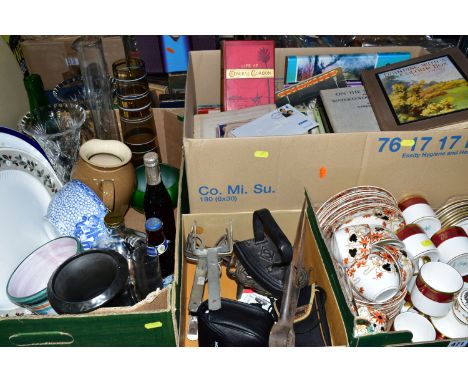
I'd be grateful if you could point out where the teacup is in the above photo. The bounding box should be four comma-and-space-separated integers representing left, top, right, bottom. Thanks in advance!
376, 245, 414, 287
346, 252, 400, 303
46, 180, 108, 250
411, 262, 463, 317
398, 195, 441, 237
332, 224, 402, 268
396, 224, 440, 271
431, 226, 468, 277
6, 237, 81, 315
71, 139, 136, 220
393, 312, 436, 343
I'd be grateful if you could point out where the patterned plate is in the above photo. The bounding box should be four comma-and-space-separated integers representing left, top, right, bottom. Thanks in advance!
0, 148, 62, 315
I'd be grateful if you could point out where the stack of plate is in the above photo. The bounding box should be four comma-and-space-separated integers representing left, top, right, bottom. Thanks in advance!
317, 186, 405, 239
0, 126, 62, 316
436, 198, 468, 234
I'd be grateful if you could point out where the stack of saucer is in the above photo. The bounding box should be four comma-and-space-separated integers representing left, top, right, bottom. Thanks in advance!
436, 198, 468, 234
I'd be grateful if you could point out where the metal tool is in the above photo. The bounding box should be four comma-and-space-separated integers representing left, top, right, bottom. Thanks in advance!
184, 221, 233, 340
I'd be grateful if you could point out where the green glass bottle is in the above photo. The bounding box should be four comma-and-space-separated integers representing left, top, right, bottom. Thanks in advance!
23, 74, 48, 112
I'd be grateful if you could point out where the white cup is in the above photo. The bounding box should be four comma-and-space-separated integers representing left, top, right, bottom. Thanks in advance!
347, 252, 400, 303
411, 262, 463, 317
396, 224, 440, 264
432, 227, 468, 276
398, 196, 441, 237
393, 312, 436, 343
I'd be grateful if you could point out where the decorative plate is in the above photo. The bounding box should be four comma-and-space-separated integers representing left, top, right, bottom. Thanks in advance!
0, 148, 62, 315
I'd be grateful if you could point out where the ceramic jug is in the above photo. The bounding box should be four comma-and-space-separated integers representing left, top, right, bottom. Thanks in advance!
71, 139, 136, 220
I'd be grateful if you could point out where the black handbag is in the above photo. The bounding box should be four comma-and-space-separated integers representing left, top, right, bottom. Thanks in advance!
197, 298, 275, 347
227, 208, 293, 298
273, 284, 332, 347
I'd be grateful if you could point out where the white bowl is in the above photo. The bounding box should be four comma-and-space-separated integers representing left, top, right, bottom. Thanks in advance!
394, 312, 436, 343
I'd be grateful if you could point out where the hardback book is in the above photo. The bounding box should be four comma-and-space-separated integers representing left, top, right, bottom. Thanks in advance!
193, 104, 276, 139
230, 104, 318, 138
275, 68, 347, 109
285, 52, 412, 84
319, 86, 380, 133
222, 40, 275, 111
362, 48, 468, 131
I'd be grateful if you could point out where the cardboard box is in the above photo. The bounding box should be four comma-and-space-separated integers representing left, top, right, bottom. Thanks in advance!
176, 185, 468, 347
183, 46, 468, 214
185, 129, 468, 214
0, 157, 189, 347
178, 209, 301, 347
21, 36, 125, 90
154, 108, 184, 169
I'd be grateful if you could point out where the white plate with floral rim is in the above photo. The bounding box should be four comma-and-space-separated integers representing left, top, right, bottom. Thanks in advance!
0, 148, 62, 315
0, 126, 53, 171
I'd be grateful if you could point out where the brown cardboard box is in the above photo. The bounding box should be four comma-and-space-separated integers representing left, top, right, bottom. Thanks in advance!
178, 206, 468, 347
182, 47, 468, 214
179, 209, 302, 347
21, 36, 125, 90
154, 108, 184, 169
0, 206, 180, 346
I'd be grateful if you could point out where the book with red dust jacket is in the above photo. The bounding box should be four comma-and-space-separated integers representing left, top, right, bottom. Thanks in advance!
222, 40, 275, 111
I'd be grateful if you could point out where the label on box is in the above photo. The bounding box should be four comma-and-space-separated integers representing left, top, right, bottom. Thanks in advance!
377, 135, 468, 159
448, 340, 468, 347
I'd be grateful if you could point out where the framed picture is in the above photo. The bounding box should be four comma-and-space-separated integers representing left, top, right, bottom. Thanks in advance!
362, 48, 468, 131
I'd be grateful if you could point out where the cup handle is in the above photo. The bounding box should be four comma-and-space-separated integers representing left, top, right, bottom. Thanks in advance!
101, 179, 115, 212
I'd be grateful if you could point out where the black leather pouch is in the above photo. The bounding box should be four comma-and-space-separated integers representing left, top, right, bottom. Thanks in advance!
273, 285, 332, 346
228, 209, 292, 298
197, 298, 275, 347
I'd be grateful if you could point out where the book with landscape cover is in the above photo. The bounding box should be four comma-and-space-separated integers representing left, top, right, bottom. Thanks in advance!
362, 48, 468, 131
222, 40, 275, 111
285, 52, 412, 84
319, 86, 380, 133
275, 68, 347, 108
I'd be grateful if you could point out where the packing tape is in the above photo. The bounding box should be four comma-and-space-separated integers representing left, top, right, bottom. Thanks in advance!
144, 321, 163, 330
254, 151, 269, 158
401, 139, 416, 147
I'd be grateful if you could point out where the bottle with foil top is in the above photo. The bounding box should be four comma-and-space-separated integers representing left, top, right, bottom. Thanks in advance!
143, 152, 176, 242
145, 217, 174, 288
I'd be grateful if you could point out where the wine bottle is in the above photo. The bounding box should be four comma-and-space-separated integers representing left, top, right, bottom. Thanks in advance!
145, 217, 174, 288
143, 152, 176, 242
23, 74, 48, 112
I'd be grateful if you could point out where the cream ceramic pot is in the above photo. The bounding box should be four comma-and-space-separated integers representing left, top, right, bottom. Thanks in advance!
71, 139, 136, 218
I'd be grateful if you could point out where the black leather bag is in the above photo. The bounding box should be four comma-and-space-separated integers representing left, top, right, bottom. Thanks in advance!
228, 209, 292, 298
197, 298, 275, 347
273, 284, 332, 347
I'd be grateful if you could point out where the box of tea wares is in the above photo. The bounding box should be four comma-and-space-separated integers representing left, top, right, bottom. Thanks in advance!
176, 163, 468, 346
